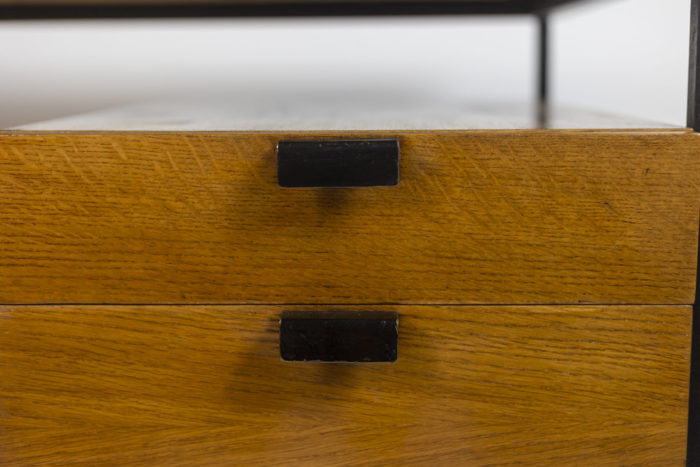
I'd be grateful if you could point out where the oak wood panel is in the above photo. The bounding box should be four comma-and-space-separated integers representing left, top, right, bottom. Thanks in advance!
0, 305, 691, 465
1, 130, 699, 304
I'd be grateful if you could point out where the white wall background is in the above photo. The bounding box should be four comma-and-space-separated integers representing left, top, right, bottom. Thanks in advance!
0, 0, 691, 128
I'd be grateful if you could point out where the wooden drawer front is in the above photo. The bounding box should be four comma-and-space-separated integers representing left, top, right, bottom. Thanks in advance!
0, 305, 690, 465
1, 131, 698, 305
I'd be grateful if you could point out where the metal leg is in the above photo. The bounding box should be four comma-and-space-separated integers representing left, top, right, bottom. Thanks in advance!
688, 0, 699, 130
688, 1, 700, 465
537, 12, 549, 128
690, 307, 700, 465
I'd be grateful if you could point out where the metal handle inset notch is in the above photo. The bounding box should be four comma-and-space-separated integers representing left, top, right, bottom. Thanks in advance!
277, 139, 399, 188
280, 311, 398, 362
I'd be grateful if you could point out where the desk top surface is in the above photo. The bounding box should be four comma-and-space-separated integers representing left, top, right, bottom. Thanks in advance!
8, 97, 676, 131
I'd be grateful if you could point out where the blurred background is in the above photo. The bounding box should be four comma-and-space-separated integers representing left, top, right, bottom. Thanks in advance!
0, 0, 691, 128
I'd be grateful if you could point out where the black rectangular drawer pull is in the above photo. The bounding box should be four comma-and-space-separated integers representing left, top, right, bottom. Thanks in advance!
277, 139, 400, 187
280, 311, 398, 362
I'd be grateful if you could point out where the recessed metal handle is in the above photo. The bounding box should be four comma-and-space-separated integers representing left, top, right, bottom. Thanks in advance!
277, 139, 400, 188
280, 311, 398, 362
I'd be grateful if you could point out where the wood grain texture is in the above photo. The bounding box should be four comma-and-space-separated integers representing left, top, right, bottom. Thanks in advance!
1, 130, 699, 304
0, 305, 691, 465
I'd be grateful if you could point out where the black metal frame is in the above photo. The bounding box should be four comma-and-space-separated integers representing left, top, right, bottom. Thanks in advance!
0, 0, 584, 20
537, 11, 549, 126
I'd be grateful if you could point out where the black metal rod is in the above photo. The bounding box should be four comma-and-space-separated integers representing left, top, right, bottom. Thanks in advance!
689, 0, 700, 130
536, 11, 550, 127
0, 0, 589, 20
689, 305, 700, 465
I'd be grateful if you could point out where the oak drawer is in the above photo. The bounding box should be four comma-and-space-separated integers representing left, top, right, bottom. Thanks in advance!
1, 130, 699, 305
0, 305, 690, 465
